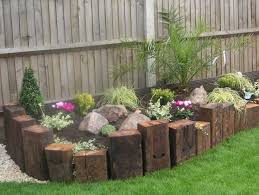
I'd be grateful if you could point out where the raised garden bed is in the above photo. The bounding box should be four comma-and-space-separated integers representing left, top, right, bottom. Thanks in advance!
3, 100, 259, 182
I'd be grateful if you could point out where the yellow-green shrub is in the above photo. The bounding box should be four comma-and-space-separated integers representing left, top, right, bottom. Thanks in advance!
74, 93, 95, 115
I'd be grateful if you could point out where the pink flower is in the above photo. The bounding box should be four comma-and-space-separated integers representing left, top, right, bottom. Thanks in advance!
53, 101, 75, 112
184, 101, 189, 107
56, 102, 64, 109
178, 101, 184, 106
62, 102, 75, 112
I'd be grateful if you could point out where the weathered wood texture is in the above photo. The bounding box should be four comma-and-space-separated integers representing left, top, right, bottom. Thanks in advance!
156, 0, 259, 80
0, 0, 146, 107
108, 130, 143, 179
3, 105, 25, 158
0, 0, 259, 107
22, 125, 54, 180
138, 120, 171, 172
198, 103, 223, 147
169, 120, 196, 166
234, 109, 246, 134
12, 115, 36, 171
195, 121, 211, 155
74, 149, 108, 182
221, 103, 235, 140
45, 143, 74, 182
245, 103, 259, 129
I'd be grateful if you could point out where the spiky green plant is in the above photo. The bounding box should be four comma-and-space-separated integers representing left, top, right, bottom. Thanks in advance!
207, 88, 247, 111
113, 10, 248, 90
19, 66, 43, 118
217, 72, 255, 92
100, 86, 139, 110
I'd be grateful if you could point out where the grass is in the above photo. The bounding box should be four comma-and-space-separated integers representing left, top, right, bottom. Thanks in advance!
1, 128, 259, 195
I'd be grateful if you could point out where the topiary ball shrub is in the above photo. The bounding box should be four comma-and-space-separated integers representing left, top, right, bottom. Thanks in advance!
151, 88, 175, 105
19, 66, 43, 118
101, 86, 139, 110
74, 93, 95, 116
100, 124, 116, 136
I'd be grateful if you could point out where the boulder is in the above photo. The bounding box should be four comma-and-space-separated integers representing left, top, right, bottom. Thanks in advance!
79, 112, 108, 134
119, 113, 150, 131
93, 105, 128, 122
189, 85, 208, 105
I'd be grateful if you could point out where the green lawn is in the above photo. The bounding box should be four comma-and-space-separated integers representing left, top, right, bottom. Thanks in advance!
1, 128, 259, 195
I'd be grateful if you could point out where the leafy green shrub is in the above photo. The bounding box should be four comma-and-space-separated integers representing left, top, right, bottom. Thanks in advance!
100, 125, 116, 136
101, 86, 139, 110
217, 72, 255, 92
41, 112, 73, 131
73, 139, 99, 153
113, 10, 247, 90
207, 88, 247, 111
19, 66, 43, 118
151, 88, 175, 105
74, 93, 95, 115
147, 98, 172, 120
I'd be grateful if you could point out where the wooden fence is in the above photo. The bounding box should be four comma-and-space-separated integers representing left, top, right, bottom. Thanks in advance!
0, 0, 259, 107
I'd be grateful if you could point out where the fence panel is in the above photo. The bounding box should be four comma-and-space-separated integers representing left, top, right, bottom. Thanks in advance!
0, 0, 259, 107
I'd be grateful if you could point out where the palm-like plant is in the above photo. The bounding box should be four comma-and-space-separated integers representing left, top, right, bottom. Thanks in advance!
113, 10, 247, 90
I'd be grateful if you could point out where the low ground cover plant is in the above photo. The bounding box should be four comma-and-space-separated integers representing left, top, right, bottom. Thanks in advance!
19, 66, 43, 118
100, 125, 116, 136
73, 139, 100, 153
101, 86, 139, 110
41, 112, 74, 131
147, 98, 172, 120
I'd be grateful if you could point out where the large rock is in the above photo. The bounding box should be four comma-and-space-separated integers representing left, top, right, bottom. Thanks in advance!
93, 105, 128, 122
189, 85, 208, 105
79, 112, 108, 134
119, 113, 150, 131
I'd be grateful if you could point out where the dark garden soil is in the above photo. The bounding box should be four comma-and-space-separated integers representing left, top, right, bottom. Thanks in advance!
42, 81, 212, 147
43, 104, 109, 147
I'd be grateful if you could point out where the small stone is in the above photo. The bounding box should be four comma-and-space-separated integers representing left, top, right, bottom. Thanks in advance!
189, 85, 208, 105
119, 113, 150, 131
79, 112, 109, 134
93, 105, 128, 122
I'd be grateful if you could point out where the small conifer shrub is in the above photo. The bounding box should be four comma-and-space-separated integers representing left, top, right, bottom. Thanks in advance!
19, 66, 43, 118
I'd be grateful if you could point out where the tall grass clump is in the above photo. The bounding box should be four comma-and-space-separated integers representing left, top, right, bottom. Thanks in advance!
217, 72, 255, 92
207, 88, 247, 111
101, 86, 139, 110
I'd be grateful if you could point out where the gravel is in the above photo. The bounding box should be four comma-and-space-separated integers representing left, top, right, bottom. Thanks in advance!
0, 144, 46, 183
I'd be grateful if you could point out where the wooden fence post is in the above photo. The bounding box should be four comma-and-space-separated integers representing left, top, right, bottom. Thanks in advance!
144, 0, 156, 87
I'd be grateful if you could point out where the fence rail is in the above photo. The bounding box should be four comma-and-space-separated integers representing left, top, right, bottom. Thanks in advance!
0, 0, 259, 107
